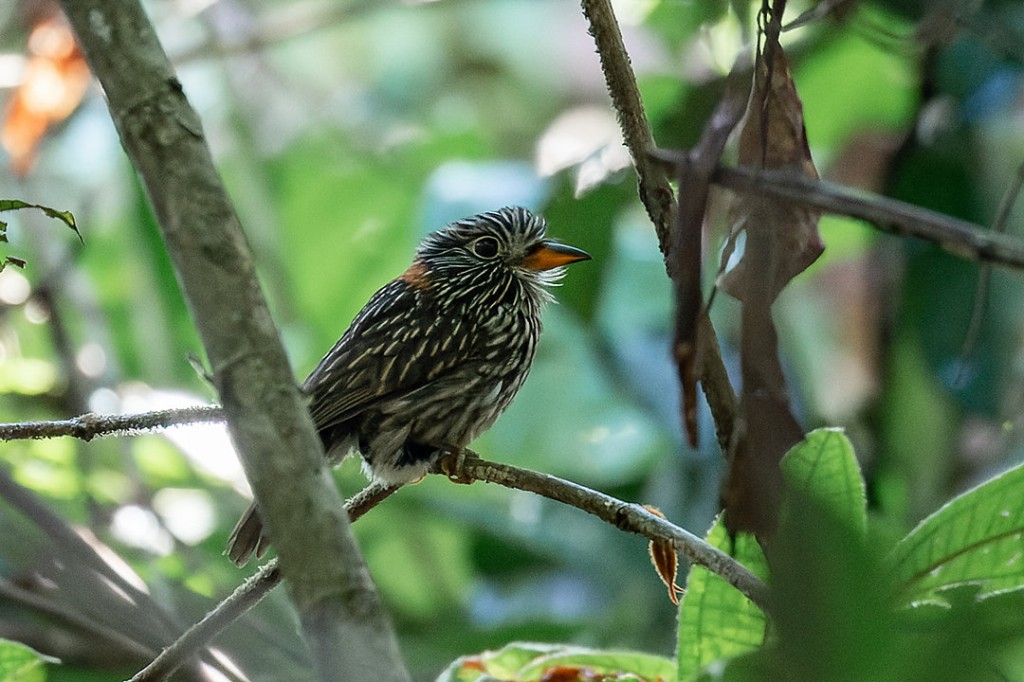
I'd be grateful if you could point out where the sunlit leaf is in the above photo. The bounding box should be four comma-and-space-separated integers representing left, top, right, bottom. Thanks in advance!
781, 428, 867, 535
890, 461, 1024, 604
677, 515, 768, 680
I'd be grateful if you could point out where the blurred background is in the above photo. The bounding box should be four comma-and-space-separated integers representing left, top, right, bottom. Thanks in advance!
2, 0, 1024, 679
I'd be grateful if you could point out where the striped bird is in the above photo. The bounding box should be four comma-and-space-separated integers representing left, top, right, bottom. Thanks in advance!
227, 206, 590, 565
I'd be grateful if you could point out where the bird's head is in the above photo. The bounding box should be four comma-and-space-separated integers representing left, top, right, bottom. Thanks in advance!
409, 207, 590, 308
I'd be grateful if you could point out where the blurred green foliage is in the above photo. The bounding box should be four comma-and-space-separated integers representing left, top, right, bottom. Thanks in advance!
2, 0, 1024, 680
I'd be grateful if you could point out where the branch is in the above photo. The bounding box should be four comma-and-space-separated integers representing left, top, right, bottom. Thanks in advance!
444, 454, 769, 610
171, 0, 379, 64
57, 1, 409, 680
0, 467, 179, 639
579, 0, 675, 257
712, 164, 1024, 270
0, 405, 223, 441
119, 447, 763, 676
1, 405, 766, 609
130, 483, 400, 682
580, 0, 741, 455
959, 159, 1024, 371
670, 61, 750, 450
0, 467, 238, 679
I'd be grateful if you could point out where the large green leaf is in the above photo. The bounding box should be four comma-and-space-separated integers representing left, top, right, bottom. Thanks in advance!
781, 428, 867, 535
676, 516, 768, 681
890, 461, 1024, 604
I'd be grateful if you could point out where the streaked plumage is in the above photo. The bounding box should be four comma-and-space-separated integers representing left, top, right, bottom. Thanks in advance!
227, 207, 589, 565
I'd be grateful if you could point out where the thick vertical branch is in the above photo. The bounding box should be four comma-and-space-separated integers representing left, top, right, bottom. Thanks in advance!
56, 2, 410, 680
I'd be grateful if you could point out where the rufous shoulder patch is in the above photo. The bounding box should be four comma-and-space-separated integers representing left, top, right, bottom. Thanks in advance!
399, 259, 433, 290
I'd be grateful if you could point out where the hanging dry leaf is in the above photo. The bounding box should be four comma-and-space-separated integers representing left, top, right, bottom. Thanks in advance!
644, 505, 684, 605
718, 41, 824, 303
720, 25, 818, 539
2, 15, 90, 176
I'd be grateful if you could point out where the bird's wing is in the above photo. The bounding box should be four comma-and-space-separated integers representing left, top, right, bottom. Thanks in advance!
302, 278, 482, 431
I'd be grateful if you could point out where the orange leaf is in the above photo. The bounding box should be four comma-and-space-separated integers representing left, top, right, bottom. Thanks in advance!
2, 16, 90, 176
644, 505, 684, 605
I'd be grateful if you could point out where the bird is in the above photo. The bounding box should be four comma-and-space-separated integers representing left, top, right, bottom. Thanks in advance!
226, 206, 590, 565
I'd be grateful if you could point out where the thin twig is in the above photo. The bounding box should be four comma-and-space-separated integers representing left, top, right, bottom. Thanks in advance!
0, 406, 767, 608
0, 405, 223, 442
957, 159, 1024, 385
129, 482, 400, 682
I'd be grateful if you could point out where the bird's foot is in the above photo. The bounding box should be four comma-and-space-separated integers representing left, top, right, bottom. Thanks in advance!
439, 448, 479, 485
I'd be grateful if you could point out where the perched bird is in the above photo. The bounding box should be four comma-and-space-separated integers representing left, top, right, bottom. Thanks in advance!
227, 206, 590, 565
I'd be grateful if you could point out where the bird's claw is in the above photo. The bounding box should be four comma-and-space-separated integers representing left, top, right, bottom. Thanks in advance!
440, 448, 479, 484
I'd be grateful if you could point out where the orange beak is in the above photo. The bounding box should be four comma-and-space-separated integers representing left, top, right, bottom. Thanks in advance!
521, 240, 591, 271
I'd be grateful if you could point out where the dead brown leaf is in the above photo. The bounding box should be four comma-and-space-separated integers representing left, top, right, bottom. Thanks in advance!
719, 41, 824, 303
720, 21, 819, 539
643, 505, 684, 605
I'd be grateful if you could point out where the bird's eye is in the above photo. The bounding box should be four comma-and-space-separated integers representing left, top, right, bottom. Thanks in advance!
471, 236, 500, 259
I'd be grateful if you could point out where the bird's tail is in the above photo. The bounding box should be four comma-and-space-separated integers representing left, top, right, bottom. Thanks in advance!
226, 501, 270, 566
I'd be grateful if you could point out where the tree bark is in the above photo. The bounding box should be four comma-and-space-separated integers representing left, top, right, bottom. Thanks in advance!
57, 2, 410, 679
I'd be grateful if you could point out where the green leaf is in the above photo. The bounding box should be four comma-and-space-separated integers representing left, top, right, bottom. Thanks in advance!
0, 200, 81, 242
0, 639, 50, 682
781, 428, 867, 535
677, 515, 768, 681
890, 461, 1024, 604
436, 642, 674, 682
517, 647, 675, 680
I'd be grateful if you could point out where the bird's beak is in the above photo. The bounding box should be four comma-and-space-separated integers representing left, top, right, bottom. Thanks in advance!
521, 240, 591, 271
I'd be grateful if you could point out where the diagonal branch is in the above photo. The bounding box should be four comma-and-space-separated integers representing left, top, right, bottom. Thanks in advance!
130, 482, 400, 682
0, 406, 769, 666
131, 458, 766, 678
444, 454, 769, 609
580, 0, 740, 454
712, 164, 1024, 270
57, 1, 410, 679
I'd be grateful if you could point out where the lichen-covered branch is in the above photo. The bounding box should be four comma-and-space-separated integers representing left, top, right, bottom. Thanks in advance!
56, 1, 409, 679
